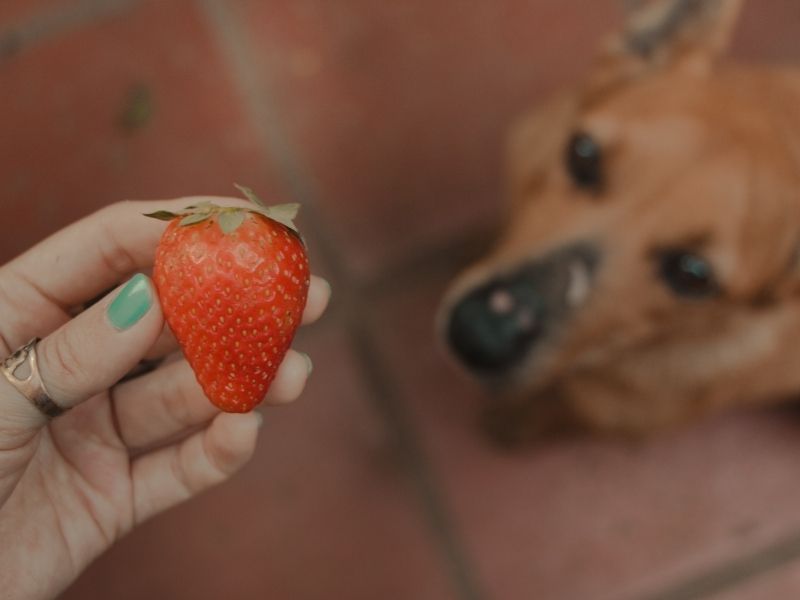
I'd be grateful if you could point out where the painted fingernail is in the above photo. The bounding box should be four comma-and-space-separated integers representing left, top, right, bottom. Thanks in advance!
300, 352, 313, 376
108, 273, 153, 331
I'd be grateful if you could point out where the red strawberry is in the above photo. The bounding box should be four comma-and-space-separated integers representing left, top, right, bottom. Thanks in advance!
145, 187, 310, 413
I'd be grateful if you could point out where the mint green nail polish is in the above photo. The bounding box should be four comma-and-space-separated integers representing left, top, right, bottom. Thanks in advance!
108, 274, 153, 331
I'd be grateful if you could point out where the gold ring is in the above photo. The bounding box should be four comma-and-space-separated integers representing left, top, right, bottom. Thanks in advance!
1, 338, 66, 419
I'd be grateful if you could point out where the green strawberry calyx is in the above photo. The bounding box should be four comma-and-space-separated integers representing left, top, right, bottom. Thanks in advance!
144, 184, 301, 236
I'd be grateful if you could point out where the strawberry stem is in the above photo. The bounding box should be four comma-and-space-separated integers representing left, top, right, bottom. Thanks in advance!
234, 183, 268, 209
143, 186, 303, 237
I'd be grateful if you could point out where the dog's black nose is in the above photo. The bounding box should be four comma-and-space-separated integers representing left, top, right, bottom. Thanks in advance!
446, 277, 545, 372
445, 243, 599, 374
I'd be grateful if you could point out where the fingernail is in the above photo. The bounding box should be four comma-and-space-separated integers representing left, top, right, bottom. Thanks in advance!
321, 278, 332, 298
108, 273, 153, 331
300, 352, 313, 376
254, 411, 264, 428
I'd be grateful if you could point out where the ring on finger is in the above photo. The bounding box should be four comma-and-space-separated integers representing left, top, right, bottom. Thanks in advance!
1, 338, 67, 419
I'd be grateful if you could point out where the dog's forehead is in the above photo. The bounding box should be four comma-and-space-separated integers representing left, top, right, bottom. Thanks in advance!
573, 69, 800, 295
579, 68, 786, 148
638, 150, 798, 289
579, 68, 800, 205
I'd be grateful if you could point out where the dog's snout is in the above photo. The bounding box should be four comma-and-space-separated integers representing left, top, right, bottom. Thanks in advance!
446, 243, 599, 375
447, 277, 544, 372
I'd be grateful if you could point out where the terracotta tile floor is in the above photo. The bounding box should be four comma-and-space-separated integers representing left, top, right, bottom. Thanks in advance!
716, 561, 800, 600
228, 0, 621, 279
0, 0, 69, 26
0, 1, 798, 599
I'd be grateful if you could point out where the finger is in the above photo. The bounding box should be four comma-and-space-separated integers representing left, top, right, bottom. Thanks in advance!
114, 359, 219, 451
0, 274, 162, 508
302, 276, 331, 325
144, 323, 179, 360
265, 349, 312, 403
0, 274, 163, 437
6, 197, 254, 310
0, 198, 255, 351
114, 348, 311, 450
132, 411, 261, 524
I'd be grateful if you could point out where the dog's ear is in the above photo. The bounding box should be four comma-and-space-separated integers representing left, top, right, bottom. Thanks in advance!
622, 0, 743, 63
588, 0, 744, 93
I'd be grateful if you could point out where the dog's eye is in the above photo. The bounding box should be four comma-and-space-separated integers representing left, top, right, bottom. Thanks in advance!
566, 132, 603, 190
659, 251, 718, 298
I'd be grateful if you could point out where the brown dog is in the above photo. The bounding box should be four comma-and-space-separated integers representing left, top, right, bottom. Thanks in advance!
440, 0, 800, 441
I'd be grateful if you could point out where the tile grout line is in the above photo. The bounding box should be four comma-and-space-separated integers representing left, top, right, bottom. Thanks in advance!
0, 0, 137, 58
195, 1, 485, 599
362, 224, 498, 298
630, 530, 800, 600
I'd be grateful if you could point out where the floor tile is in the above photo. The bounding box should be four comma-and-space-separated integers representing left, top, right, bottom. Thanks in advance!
370, 267, 800, 600
60, 321, 458, 600
231, 0, 622, 279
715, 560, 800, 600
0, 0, 283, 265
732, 0, 800, 63
0, 0, 65, 27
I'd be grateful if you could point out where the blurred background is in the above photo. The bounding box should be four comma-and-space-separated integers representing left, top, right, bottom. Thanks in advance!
2, 1, 800, 598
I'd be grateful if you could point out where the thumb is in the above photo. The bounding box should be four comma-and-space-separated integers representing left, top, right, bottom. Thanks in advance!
0, 273, 163, 441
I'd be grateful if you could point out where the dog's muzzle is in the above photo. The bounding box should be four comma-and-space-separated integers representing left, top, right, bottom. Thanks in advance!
445, 243, 600, 375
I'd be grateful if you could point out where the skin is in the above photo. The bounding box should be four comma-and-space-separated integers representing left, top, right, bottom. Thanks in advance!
445, 0, 800, 438
0, 197, 330, 600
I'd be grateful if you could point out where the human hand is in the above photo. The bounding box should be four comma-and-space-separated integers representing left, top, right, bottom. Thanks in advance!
0, 198, 330, 600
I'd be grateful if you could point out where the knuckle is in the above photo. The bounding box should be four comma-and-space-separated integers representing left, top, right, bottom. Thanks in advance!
98, 201, 130, 221
169, 451, 196, 498
204, 448, 233, 481
162, 384, 193, 429
95, 203, 139, 278
0, 421, 37, 451
161, 363, 204, 428
203, 433, 242, 481
42, 331, 89, 393
173, 440, 230, 498
0, 392, 42, 450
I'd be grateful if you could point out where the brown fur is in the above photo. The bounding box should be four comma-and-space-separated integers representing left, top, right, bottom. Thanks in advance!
442, 0, 800, 439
